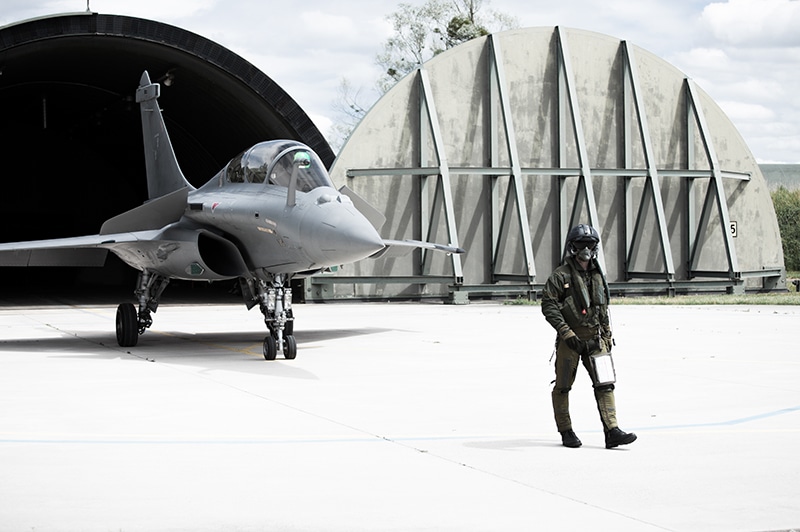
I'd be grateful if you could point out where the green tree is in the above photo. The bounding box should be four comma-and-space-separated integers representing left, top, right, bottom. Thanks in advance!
771, 186, 800, 271
327, 78, 371, 153
376, 0, 518, 92
327, 0, 518, 150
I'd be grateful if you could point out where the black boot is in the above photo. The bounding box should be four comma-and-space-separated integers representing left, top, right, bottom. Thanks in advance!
560, 430, 582, 448
605, 427, 637, 449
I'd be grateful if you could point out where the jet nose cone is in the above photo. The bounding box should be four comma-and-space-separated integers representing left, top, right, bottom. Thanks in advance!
303, 198, 385, 267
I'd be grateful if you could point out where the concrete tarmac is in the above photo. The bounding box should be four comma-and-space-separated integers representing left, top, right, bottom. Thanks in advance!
0, 299, 798, 531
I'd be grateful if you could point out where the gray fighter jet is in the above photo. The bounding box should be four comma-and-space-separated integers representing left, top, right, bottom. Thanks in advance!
0, 71, 463, 359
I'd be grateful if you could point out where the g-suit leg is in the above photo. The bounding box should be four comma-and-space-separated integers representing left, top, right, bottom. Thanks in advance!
551, 340, 580, 432
581, 354, 618, 431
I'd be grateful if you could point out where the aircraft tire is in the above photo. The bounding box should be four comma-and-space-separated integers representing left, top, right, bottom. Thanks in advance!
116, 303, 139, 347
284, 335, 297, 360
263, 335, 277, 360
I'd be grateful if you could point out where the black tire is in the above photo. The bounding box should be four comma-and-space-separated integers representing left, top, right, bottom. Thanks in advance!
263, 335, 277, 360
116, 303, 139, 347
284, 335, 297, 360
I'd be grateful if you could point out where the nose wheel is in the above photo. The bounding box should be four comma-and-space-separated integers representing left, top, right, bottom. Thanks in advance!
262, 330, 297, 360
263, 335, 277, 360
283, 335, 297, 359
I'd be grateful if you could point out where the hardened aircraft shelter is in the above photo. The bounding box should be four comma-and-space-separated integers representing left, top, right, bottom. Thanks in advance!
0, 11, 332, 289
316, 27, 785, 302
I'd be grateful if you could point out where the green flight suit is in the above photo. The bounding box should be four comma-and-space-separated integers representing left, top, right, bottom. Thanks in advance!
541, 256, 618, 433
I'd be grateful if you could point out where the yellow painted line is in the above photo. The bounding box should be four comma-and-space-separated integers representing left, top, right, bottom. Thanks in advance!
147, 329, 263, 356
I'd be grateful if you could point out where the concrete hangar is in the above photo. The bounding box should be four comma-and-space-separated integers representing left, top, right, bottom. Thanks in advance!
0, 13, 785, 301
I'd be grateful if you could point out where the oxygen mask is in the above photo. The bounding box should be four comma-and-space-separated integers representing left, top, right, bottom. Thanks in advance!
573, 239, 598, 261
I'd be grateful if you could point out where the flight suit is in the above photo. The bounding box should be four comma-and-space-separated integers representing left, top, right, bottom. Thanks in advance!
541, 256, 617, 433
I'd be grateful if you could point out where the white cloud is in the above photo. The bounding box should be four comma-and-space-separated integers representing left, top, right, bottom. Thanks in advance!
299, 10, 376, 47
96, 0, 216, 20
672, 47, 734, 76
1, 0, 799, 162
701, 0, 800, 46
308, 112, 333, 136
717, 100, 775, 122
0, 0, 216, 27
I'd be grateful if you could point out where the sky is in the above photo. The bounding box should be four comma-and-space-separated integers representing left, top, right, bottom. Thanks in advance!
2, 0, 799, 163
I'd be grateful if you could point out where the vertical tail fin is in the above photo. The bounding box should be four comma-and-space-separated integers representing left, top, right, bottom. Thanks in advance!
136, 71, 195, 199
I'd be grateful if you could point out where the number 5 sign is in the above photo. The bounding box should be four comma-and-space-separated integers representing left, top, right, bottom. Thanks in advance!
730, 221, 738, 238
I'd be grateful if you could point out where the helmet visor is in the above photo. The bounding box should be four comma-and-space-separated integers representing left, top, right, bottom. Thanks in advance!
573, 239, 597, 250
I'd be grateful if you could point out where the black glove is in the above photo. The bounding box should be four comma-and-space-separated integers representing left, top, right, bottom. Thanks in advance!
565, 336, 585, 354
585, 338, 600, 355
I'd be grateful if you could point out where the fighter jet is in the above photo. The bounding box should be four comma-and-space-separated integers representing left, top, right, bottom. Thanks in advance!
0, 71, 463, 360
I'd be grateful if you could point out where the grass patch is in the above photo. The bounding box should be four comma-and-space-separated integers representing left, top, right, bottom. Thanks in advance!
610, 293, 800, 305
506, 292, 800, 306
504, 271, 800, 305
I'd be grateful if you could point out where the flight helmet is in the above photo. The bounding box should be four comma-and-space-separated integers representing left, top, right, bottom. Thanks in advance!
293, 151, 312, 168
566, 224, 600, 261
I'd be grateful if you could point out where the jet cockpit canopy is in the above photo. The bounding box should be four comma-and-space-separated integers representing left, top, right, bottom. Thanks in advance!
223, 140, 333, 192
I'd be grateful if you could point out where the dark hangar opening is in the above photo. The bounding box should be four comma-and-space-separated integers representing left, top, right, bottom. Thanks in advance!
0, 12, 333, 296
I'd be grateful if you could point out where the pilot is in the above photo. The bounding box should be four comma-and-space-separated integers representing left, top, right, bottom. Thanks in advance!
541, 224, 637, 449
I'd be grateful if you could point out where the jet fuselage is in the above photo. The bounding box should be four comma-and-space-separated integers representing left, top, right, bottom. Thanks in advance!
184, 182, 385, 276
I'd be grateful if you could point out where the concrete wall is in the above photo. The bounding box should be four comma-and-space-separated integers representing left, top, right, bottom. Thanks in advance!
321, 27, 784, 300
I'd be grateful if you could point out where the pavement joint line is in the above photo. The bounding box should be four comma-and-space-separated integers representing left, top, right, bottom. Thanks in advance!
5, 319, 671, 529
4, 424, 799, 446
371, 434, 676, 532
4, 303, 799, 530
22, 320, 800, 440
631, 405, 800, 431
21, 321, 800, 441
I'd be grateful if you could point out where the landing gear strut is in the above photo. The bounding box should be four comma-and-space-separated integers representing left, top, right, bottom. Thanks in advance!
247, 275, 296, 360
115, 270, 169, 347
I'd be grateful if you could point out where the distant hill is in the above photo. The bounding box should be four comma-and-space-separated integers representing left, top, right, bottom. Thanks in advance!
760, 164, 800, 191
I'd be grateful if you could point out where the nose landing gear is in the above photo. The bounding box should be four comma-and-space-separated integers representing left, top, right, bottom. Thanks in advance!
251, 275, 296, 360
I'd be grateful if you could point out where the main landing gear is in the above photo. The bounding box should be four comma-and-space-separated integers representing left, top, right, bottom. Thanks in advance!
114, 270, 297, 361
251, 275, 296, 360
116, 270, 169, 347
